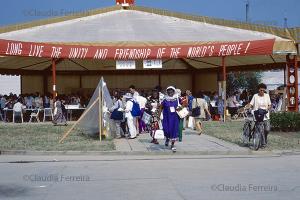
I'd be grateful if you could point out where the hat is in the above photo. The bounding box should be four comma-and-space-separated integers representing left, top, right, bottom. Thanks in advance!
166, 86, 176, 92
123, 93, 133, 99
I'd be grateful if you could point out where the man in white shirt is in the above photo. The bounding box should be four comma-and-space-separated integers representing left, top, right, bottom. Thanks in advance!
124, 93, 137, 139
247, 83, 271, 148
129, 85, 139, 101
13, 99, 25, 123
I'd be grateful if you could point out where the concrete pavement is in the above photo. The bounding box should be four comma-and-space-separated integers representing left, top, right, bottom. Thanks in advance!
114, 129, 249, 154
0, 154, 299, 200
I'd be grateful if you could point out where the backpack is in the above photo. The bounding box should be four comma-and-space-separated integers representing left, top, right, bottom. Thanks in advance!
192, 98, 201, 117
131, 100, 141, 117
110, 101, 124, 120
254, 108, 268, 122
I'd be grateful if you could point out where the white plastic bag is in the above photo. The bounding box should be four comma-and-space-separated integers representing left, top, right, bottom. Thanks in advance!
154, 129, 165, 140
188, 116, 194, 129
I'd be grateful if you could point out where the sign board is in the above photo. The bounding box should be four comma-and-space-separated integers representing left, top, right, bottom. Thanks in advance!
0, 39, 275, 60
116, 60, 136, 70
143, 59, 162, 69
116, 0, 135, 5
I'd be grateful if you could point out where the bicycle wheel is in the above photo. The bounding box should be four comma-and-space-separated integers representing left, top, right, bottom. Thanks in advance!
242, 122, 251, 145
252, 131, 260, 151
252, 124, 263, 151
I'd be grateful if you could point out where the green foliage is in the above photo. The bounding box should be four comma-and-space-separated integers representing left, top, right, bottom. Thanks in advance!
270, 112, 300, 132
227, 72, 262, 95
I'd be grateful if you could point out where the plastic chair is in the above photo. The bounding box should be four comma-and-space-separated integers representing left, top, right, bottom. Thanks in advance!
43, 108, 54, 122
29, 109, 40, 123
13, 111, 23, 123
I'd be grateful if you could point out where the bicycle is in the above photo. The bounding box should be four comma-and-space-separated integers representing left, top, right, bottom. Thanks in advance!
241, 108, 267, 151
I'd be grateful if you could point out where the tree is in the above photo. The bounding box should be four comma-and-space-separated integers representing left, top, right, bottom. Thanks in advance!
226, 72, 262, 96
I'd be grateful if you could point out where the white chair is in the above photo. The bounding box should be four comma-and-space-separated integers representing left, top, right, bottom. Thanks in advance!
29, 109, 40, 123
43, 108, 54, 122
13, 111, 24, 123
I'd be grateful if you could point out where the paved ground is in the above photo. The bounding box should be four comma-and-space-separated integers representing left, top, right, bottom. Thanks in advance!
0, 154, 300, 200
114, 129, 249, 154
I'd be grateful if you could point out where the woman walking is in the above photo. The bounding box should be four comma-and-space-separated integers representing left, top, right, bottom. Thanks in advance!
159, 86, 180, 152
53, 96, 67, 126
145, 90, 160, 144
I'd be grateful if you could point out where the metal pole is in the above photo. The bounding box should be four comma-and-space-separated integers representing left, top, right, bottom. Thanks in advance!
98, 81, 102, 141
52, 59, 56, 99
222, 56, 226, 122
246, 0, 250, 22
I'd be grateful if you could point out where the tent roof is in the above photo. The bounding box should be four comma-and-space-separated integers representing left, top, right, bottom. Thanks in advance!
0, 5, 298, 74
0, 5, 298, 41
0, 9, 291, 44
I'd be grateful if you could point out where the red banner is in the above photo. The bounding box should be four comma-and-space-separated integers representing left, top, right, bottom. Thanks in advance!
0, 38, 275, 60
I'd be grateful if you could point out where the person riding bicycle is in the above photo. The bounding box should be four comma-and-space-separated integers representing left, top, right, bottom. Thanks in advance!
245, 83, 271, 148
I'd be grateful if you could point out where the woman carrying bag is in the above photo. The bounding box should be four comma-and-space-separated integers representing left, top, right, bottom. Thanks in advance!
158, 86, 180, 152
145, 90, 161, 144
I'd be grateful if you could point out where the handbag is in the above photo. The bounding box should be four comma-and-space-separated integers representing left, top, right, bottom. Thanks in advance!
188, 116, 194, 129
154, 129, 165, 140
176, 98, 189, 119
142, 111, 151, 125
110, 102, 124, 120
192, 98, 201, 117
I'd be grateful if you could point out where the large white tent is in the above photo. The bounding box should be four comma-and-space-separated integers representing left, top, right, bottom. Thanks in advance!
0, 4, 298, 110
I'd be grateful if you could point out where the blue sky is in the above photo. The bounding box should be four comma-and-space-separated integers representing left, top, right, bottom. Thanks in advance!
0, 0, 299, 27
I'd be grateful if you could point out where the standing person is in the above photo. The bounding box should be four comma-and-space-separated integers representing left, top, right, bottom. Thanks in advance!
44, 95, 50, 108
227, 92, 239, 119
136, 94, 147, 134
109, 91, 125, 139
53, 97, 67, 125
12, 98, 25, 123
145, 90, 160, 144
217, 96, 224, 121
246, 83, 271, 148
186, 90, 194, 129
177, 89, 187, 142
192, 91, 211, 135
129, 85, 139, 101
0, 95, 6, 120
124, 93, 137, 139
159, 86, 180, 152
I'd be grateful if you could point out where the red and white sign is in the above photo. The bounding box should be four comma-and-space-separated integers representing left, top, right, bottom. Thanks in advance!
0, 38, 275, 60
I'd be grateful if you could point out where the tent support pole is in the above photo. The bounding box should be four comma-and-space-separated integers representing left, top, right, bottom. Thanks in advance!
52, 59, 56, 99
222, 56, 227, 122
59, 97, 99, 143
158, 73, 161, 88
296, 56, 299, 111
99, 81, 102, 141
192, 72, 196, 95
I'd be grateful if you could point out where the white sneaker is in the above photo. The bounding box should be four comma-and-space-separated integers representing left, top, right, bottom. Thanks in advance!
171, 147, 177, 152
